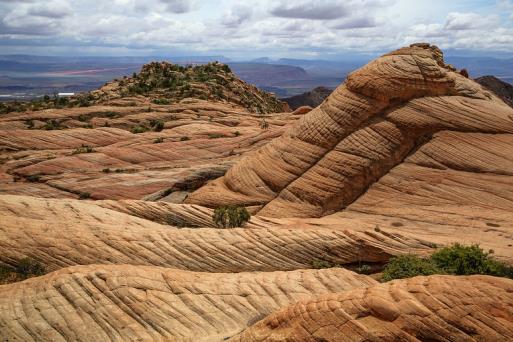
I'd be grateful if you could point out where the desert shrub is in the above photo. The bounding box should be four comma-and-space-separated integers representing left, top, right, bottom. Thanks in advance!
16, 258, 46, 278
382, 254, 441, 282
431, 243, 508, 276
43, 119, 61, 130
72, 145, 95, 154
312, 259, 336, 269
234, 131, 241, 137
260, 119, 269, 130
213, 206, 250, 228
208, 133, 224, 139
79, 192, 91, 199
102, 168, 111, 173
356, 264, 372, 275
25, 119, 34, 129
131, 125, 149, 134
149, 119, 165, 132
152, 98, 171, 105
180, 136, 190, 141
154, 137, 164, 144
382, 244, 513, 282
78, 114, 88, 122
26, 175, 41, 182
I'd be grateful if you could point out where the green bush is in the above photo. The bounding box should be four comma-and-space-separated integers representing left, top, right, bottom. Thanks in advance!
312, 259, 336, 269
79, 192, 91, 199
208, 133, 224, 139
131, 125, 149, 134
16, 258, 46, 278
432, 243, 511, 276
382, 244, 513, 282
72, 145, 95, 154
382, 254, 441, 282
43, 119, 61, 130
213, 206, 250, 228
180, 136, 190, 141
154, 137, 164, 144
149, 119, 165, 132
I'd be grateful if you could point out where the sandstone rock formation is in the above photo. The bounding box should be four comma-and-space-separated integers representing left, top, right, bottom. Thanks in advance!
1, 43, 513, 342
0, 265, 376, 341
230, 275, 513, 341
187, 44, 513, 219
0, 195, 434, 273
0, 100, 300, 200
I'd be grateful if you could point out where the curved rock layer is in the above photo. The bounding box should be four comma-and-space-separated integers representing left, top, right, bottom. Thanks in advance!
0, 195, 433, 273
231, 275, 513, 341
0, 101, 300, 200
0, 265, 376, 341
187, 44, 513, 218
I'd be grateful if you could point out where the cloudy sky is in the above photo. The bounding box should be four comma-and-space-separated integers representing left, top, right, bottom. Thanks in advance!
0, 0, 512, 58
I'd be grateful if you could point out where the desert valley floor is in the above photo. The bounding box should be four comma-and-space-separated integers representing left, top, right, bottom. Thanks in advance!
1, 43, 513, 341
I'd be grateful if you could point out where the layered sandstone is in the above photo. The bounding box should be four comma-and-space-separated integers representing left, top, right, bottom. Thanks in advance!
187, 44, 513, 219
0, 265, 376, 341
231, 275, 513, 341
0, 195, 434, 273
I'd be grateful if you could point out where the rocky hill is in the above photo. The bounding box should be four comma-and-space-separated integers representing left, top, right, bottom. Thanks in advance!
475, 75, 513, 108
282, 86, 333, 110
0, 61, 287, 115
1, 43, 513, 341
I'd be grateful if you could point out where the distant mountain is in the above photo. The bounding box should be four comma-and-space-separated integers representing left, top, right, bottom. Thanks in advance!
282, 86, 333, 110
475, 76, 513, 108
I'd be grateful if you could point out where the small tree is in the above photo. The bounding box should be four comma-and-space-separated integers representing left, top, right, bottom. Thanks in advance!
213, 206, 250, 228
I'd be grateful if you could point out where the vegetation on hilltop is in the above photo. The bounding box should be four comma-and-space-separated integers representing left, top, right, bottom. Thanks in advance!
100, 61, 284, 113
0, 61, 285, 115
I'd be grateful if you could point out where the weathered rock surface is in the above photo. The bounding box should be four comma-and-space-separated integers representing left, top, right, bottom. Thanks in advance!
231, 275, 513, 341
0, 265, 376, 341
187, 44, 513, 219
0, 195, 434, 273
0, 101, 300, 200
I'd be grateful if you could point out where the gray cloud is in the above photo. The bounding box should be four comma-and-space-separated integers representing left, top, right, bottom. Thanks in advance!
159, 0, 195, 13
27, 1, 72, 18
331, 16, 377, 29
270, 1, 349, 20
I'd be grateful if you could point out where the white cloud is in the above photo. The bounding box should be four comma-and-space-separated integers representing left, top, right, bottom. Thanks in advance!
222, 4, 252, 28
444, 12, 499, 30
0, 0, 512, 57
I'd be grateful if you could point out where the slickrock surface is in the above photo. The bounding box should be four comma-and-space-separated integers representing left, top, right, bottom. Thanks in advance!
1, 44, 513, 342
187, 43, 513, 219
230, 275, 513, 341
0, 265, 376, 341
0, 195, 434, 273
0, 100, 300, 200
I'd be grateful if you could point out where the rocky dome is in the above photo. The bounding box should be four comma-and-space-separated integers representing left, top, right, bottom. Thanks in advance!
186, 43, 513, 218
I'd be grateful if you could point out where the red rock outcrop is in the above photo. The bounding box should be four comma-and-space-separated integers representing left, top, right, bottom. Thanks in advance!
0, 265, 376, 341
231, 275, 513, 341
0, 195, 434, 273
187, 44, 513, 219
